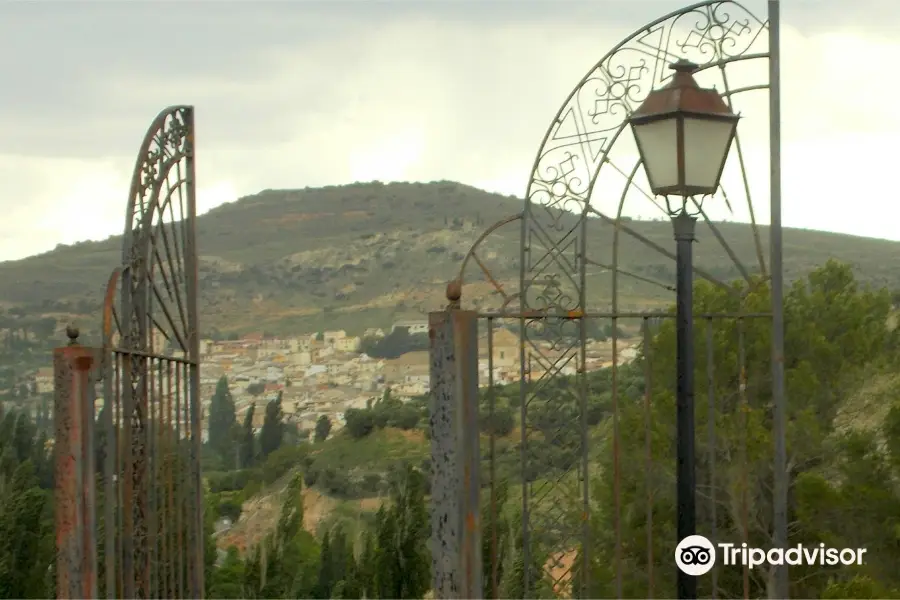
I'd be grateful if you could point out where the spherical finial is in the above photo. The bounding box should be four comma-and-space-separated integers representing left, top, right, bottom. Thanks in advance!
446, 280, 462, 303
66, 324, 80, 345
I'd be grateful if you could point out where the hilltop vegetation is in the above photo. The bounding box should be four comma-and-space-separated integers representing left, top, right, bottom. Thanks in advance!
2, 181, 900, 339
195, 260, 900, 598
4, 259, 900, 597
7, 178, 900, 596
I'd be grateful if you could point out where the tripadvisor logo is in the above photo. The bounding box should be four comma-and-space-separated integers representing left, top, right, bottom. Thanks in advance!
675, 535, 716, 576
675, 535, 867, 576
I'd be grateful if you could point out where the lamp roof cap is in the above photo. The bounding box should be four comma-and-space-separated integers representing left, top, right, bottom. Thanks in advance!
630, 58, 738, 120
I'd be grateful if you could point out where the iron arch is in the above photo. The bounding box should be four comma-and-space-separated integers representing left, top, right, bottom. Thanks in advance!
509, 1, 785, 597
121, 105, 197, 359
115, 105, 203, 599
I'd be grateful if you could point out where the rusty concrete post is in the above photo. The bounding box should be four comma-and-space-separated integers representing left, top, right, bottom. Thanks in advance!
54, 326, 98, 599
429, 308, 483, 599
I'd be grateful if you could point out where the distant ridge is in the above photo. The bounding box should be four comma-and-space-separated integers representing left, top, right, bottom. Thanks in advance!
2, 180, 898, 336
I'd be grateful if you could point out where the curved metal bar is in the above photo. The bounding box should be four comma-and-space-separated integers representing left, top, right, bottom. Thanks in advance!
567, 58, 769, 243
688, 197, 754, 285
102, 267, 124, 351
147, 176, 192, 347
122, 105, 193, 267
602, 156, 668, 216
525, 7, 768, 214
588, 206, 735, 294
723, 83, 769, 97
719, 66, 768, 277
525, 2, 764, 187
456, 212, 523, 286
584, 257, 676, 292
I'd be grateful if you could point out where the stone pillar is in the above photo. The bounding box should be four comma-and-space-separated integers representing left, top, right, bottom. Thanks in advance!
428, 310, 482, 599
54, 326, 98, 599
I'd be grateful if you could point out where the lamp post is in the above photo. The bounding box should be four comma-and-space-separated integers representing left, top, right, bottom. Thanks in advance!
628, 58, 740, 600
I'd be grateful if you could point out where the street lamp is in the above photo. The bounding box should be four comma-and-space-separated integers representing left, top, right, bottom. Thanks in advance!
628, 58, 739, 600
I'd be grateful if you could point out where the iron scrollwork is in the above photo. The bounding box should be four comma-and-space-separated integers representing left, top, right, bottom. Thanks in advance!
516, 1, 770, 596
114, 105, 202, 599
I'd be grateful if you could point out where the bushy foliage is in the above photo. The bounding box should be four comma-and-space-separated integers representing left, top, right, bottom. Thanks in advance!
208, 376, 237, 460
345, 389, 420, 439
15, 258, 900, 599
260, 393, 285, 459
572, 260, 900, 598
0, 410, 55, 598
359, 328, 429, 359
209, 465, 431, 599
314, 415, 332, 443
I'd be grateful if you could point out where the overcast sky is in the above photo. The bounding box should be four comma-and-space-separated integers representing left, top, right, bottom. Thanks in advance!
1, 0, 898, 261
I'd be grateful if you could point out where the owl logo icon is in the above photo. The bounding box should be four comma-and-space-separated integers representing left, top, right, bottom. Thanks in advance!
675, 535, 716, 576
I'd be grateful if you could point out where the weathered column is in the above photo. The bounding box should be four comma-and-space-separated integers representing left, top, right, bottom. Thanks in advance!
429, 309, 483, 599
54, 326, 98, 599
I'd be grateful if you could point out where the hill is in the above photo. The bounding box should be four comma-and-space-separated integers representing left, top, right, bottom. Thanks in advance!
2, 180, 900, 337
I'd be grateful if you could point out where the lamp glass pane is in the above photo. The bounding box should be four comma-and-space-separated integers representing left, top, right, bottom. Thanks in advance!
632, 119, 678, 192
683, 116, 737, 192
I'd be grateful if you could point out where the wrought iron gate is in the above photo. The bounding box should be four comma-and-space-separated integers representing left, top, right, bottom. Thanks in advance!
429, 1, 787, 598
53, 105, 204, 599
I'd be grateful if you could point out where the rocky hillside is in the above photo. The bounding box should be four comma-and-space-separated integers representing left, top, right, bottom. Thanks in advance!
2, 180, 899, 337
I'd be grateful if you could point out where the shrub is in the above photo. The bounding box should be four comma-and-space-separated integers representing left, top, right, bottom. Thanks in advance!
260, 444, 308, 485
345, 408, 376, 439
207, 469, 260, 493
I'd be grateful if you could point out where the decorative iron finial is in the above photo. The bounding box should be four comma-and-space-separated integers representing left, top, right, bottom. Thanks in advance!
446, 280, 462, 309
66, 324, 80, 345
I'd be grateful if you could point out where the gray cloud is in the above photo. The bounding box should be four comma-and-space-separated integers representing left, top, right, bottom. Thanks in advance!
0, 0, 898, 261
3, 0, 889, 156
784, 0, 900, 32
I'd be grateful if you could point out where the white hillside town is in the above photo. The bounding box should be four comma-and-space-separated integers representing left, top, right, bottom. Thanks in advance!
191, 323, 636, 441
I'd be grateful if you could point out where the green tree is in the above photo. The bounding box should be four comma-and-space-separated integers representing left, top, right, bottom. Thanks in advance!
204, 493, 218, 590
497, 507, 556, 599
209, 376, 236, 459
482, 405, 515, 436
260, 393, 284, 459
245, 474, 320, 598
314, 530, 335, 598
371, 464, 430, 598
240, 403, 256, 469
372, 389, 420, 431
792, 430, 900, 596
482, 480, 512, 597
32, 317, 57, 340
573, 261, 900, 598
344, 408, 375, 439
329, 525, 360, 598
359, 328, 429, 359
356, 529, 376, 597
0, 460, 54, 598
209, 547, 246, 599
314, 415, 332, 443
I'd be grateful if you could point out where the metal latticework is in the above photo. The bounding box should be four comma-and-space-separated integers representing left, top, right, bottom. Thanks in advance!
54, 105, 203, 599
429, 1, 787, 598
